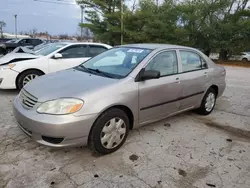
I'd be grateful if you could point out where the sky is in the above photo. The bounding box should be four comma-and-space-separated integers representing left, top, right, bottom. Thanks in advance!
0, 0, 82, 35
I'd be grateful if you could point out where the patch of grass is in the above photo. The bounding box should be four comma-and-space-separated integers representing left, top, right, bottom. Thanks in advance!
214, 60, 250, 68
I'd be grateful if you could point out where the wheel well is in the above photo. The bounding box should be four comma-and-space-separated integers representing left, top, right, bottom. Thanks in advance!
95, 105, 134, 130
100, 105, 134, 130
210, 85, 218, 97
15, 69, 45, 88
87, 105, 134, 146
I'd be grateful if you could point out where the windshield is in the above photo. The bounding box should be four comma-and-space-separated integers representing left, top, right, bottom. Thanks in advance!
36, 43, 67, 56
6, 39, 19, 43
34, 43, 48, 52
79, 47, 152, 78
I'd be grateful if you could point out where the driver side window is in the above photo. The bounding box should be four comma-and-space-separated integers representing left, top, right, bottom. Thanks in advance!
145, 51, 178, 77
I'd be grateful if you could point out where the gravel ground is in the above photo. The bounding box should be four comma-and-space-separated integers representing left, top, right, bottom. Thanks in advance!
0, 66, 250, 188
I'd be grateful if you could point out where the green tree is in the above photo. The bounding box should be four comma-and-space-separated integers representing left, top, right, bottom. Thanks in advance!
76, 0, 250, 60
176, 0, 250, 59
77, 0, 126, 45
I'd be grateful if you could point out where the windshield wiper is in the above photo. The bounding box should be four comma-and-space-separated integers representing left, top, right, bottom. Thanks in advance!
87, 68, 115, 78
75, 65, 115, 78
75, 65, 92, 73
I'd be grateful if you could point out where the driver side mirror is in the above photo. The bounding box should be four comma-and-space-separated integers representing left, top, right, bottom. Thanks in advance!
53, 53, 63, 59
137, 69, 160, 81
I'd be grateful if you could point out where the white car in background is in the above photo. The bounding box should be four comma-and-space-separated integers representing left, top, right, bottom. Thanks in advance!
0, 42, 112, 89
0, 45, 49, 65
240, 52, 250, 62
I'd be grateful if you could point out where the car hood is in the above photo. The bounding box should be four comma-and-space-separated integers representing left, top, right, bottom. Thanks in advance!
0, 52, 40, 65
24, 69, 119, 102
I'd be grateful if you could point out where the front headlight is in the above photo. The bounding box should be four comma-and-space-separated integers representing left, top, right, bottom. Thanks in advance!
0, 64, 16, 70
37, 98, 84, 115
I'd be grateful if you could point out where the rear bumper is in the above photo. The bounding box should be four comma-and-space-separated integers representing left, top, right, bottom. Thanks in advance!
13, 96, 98, 147
0, 69, 18, 89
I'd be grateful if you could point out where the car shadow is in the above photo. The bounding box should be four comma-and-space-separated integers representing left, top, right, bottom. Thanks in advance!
0, 89, 19, 96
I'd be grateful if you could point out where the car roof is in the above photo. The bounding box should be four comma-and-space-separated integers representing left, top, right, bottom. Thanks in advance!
61, 42, 112, 48
44, 42, 112, 48
119, 43, 198, 51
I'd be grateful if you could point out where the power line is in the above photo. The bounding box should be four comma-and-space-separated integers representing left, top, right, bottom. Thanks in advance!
33, 0, 76, 5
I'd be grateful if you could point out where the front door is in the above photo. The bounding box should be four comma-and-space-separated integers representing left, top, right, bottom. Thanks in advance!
49, 44, 89, 73
139, 50, 182, 125
177, 50, 211, 110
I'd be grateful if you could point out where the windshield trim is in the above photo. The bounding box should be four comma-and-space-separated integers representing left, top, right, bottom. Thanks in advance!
79, 47, 152, 79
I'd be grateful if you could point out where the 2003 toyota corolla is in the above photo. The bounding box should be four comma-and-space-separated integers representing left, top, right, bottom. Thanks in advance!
13, 44, 226, 154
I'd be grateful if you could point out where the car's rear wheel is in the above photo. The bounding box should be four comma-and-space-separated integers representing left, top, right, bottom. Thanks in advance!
7, 48, 13, 53
0, 47, 7, 55
197, 88, 216, 115
242, 58, 248, 62
88, 108, 129, 154
17, 70, 43, 90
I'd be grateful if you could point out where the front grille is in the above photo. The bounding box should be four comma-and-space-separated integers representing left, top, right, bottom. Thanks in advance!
19, 89, 38, 109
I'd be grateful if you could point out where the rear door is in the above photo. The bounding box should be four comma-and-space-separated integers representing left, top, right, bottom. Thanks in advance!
177, 50, 210, 110
31, 39, 43, 47
48, 44, 88, 73
139, 50, 182, 125
88, 45, 109, 58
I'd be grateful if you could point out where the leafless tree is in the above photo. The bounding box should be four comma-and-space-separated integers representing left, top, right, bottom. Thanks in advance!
29, 28, 38, 37
0, 21, 6, 38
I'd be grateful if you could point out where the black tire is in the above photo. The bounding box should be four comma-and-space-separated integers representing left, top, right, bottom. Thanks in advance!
6, 48, 13, 53
17, 70, 43, 90
0, 47, 7, 55
88, 108, 130, 155
196, 88, 217, 115
242, 58, 248, 62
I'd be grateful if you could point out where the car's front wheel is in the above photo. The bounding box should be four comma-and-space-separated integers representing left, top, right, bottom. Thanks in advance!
197, 88, 217, 115
17, 70, 43, 90
88, 108, 130, 154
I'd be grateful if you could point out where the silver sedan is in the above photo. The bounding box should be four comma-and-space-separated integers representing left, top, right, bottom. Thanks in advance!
13, 44, 226, 154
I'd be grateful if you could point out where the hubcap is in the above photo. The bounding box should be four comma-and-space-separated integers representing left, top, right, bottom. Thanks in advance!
23, 74, 38, 86
100, 117, 126, 149
205, 92, 215, 112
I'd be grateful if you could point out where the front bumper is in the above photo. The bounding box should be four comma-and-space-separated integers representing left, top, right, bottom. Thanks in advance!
0, 69, 19, 89
13, 96, 98, 147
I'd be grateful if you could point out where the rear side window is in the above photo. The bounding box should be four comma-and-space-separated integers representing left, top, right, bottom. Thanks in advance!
88, 45, 108, 57
59, 45, 87, 58
180, 51, 207, 72
32, 39, 42, 45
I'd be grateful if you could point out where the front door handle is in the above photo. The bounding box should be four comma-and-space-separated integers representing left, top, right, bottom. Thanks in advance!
175, 77, 181, 84
204, 72, 208, 77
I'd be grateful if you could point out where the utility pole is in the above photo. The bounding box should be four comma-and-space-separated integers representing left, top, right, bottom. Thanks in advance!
80, 5, 84, 40
121, 0, 123, 45
14, 14, 17, 39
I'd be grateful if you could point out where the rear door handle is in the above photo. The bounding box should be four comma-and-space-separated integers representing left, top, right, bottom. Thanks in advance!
204, 72, 208, 77
175, 77, 181, 84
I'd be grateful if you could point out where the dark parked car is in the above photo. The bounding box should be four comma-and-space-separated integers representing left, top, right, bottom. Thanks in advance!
0, 38, 12, 43
0, 38, 43, 55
